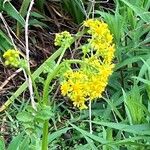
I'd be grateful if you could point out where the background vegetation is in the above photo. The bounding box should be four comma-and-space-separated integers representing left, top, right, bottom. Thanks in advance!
0, 0, 150, 149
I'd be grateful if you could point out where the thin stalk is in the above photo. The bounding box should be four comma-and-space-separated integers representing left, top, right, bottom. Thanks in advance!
41, 31, 84, 149
42, 46, 68, 105
25, 0, 36, 109
41, 46, 68, 150
41, 59, 85, 149
89, 99, 93, 134
42, 65, 62, 105
41, 64, 62, 150
0, 13, 17, 49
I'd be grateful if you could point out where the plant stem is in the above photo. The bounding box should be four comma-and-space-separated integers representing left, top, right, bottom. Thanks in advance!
42, 65, 62, 105
0, 13, 17, 49
41, 31, 84, 149
25, 0, 36, 110
41, 46, 68, 150
41, 52, 82, 149
42, 121, 49, 150
42, 46, 68, 105
41, 63, 64, 150
89, 99, 93, 134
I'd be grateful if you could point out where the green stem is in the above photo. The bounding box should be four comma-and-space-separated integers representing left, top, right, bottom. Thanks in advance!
41, 59, 84, 149
41, 31, 85, 149
41, 65, 61, 150
42, 45, 68, 105
41, 46, 68, 150
42, 65, 62, 105
42, 121, 49, 150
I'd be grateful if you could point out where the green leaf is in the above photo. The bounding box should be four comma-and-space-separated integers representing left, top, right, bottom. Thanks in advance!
19, 0, 31, 17
19, 137, 30, 150
35, 106, 53, 121
17, 111, 34, 122
133, 76, 150, 85
30, 12, 45, 19
29, 19, 49, 28
0, 137, 5, 150
123, 86, 144, 124
7, 132, 24, 150
110, 136, 150, 147
70, 123, 108, 144
48, 127, 72, 143
92, 121, 150, 135
3, 2, 25, 26
62, 0, 85, 24
115, 55, 150, 70
0, 29, 13, 51
16, 0, 31, 36
120, 0, 150, 23
84, 136, 98, 150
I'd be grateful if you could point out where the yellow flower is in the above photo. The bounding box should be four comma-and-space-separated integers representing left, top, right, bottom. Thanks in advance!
84, 19, 115, 65
60, 19, 115, 110
106, 33, 113, 44
3, 49, 20, 67
61, 82, 70, 96
83, 19, 97, 28
70, 92, 87, 110
71, 82, 82, 92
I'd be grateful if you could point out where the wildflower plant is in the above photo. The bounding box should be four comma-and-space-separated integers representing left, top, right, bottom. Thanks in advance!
1, 0, 150, 148
60, 19, 115, 110
2, 19, 115, 149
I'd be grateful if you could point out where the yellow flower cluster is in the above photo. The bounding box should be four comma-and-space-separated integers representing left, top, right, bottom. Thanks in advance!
54, 31, 73, 47
3, 49, 20, 67
84, 19, 115, 64
60, 19, 115, 110
61, 57, 114, 109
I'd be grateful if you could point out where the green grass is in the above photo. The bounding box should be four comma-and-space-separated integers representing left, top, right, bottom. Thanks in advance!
0, 0, 150, 149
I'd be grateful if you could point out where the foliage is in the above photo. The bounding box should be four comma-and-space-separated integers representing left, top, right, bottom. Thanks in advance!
0, 0, 150, 149
61, 0, 85, 24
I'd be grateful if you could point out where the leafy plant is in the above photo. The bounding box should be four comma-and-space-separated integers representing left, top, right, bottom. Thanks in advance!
1, 0, 150, 149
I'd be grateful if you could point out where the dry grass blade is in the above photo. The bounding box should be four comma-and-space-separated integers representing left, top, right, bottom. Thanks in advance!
0, 68, 22, 91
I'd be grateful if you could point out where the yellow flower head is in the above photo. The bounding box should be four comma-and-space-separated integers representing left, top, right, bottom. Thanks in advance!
54, 31, 73, 47
60, 19, 115, 110
3, 49, 20, 67
84, 19, 115, 64
61, 61, 114, 110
